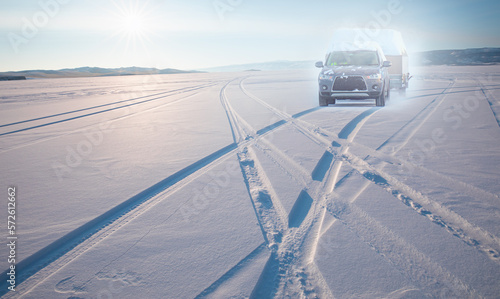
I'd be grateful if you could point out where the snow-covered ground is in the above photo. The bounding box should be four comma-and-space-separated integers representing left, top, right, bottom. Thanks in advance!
1, 65, 500, 298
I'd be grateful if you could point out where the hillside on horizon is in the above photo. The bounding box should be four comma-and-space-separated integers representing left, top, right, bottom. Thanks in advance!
412, 47, 500, 66
1, 47, 499, 80
0, 66, 202, 80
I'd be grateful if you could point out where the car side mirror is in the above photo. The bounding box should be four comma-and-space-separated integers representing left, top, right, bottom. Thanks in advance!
382, 61, 392, 68
315, 61, 324, 68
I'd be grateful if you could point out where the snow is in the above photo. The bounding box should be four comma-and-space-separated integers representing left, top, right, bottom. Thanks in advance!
1, 65, 500, 298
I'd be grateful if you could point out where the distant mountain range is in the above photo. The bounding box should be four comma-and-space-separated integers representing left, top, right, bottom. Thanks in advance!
199, 60, 316, 72
1, 48, 499, 80
0, 66, 202, 80
199, 48, 500, 72
412, 47, 500, 66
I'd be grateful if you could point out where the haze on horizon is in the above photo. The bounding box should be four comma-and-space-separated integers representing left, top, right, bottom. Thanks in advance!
1, 0, 499, 72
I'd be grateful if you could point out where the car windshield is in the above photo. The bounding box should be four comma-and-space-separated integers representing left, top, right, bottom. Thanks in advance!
326, 51, 380, 66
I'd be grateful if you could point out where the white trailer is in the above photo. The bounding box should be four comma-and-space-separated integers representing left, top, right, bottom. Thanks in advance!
328, 28, 410, 93
375, 30, 410, 94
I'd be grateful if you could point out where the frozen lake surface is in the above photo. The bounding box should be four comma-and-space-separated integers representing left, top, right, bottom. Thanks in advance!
1, 65, 500, 298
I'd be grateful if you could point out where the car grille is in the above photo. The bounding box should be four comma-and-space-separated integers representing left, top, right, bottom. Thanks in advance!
332, 76, 367, 91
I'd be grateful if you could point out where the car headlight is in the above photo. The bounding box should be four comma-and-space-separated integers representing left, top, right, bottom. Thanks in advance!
366, 73, 382, 80
319, 73, 333, 80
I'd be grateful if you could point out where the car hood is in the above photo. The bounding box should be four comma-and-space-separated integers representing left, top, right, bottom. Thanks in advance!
322, 65, 381, 76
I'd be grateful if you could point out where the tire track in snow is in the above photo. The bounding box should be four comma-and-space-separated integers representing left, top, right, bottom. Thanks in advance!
0, 82, 218, 137
312, 80, 500, 295
195, 242, 268, 298
477, 79, 500, 128
313, 121, 482, 297
308, 122, 500, 207
253, 138, 310, 186
334, 79, 500, 264
326, 199, 479, 298
0, 78, 221, 105
344, 152, 500, 264
189, 77, 338, 297
9, 74, 484, 298
0, 143, 238, 298
238, 147, 288, 248
409, 83, 500, 93
377, 80, 456, 153
0, 82, 216, 129
403, 86, 500, 101
214, 77, 334, 297
165, 76, 324, 298
307, 121, 500, 227
0, 90, 203, 154
238, 79, 382, 297
192, 77, 495, 297
3, 77, 321, 298
240, 80, 328, 148
294, 104, 500, 213
262, 105, 379, 297
219, 77, 290, 244
351, 140, 500, 204
240, 78, 493, 296
219, 77, 257, 143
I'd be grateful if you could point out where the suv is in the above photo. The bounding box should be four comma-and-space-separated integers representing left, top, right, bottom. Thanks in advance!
315, 42, 391, 106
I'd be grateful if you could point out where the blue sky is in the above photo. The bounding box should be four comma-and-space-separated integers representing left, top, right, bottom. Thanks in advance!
1, 0, 499, 71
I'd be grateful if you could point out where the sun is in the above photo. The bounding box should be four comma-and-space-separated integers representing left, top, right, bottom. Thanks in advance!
109, 0, 155, 54
120, 11, 145, 35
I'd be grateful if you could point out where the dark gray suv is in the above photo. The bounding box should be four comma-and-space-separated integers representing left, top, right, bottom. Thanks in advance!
315, 44, 392, 106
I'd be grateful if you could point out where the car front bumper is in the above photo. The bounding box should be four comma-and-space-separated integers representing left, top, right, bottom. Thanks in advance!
320, 91, 383, 99
319, 77, 384, 99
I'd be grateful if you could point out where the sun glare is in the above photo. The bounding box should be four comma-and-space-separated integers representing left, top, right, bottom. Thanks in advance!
109, 0, 155, 55
121, 12, 144, 34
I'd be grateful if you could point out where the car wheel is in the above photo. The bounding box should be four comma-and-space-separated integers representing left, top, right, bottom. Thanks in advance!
376, 86, 386, 107
319, 94, 330, 106
386, 82, 391, 100
399, 80, 408, 96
